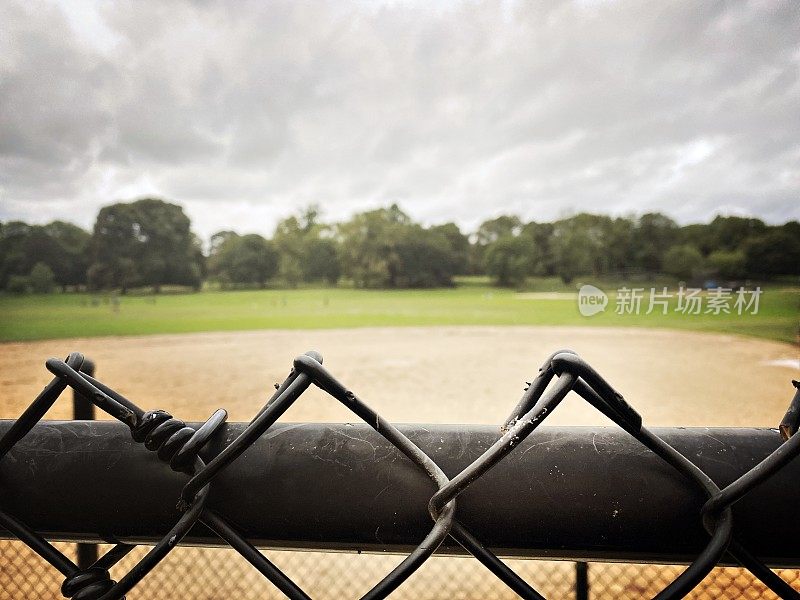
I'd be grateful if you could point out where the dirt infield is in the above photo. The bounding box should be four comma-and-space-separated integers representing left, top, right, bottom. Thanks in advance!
1, 326, 797, 425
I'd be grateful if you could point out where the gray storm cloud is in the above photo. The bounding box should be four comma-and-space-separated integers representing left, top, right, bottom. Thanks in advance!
1, 0, 798, 239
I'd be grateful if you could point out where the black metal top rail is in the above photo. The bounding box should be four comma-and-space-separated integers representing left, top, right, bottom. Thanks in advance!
2, 420, 799, 564
1, 349, 798, 600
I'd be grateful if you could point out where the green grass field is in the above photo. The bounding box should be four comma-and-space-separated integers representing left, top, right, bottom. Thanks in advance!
0, 279, 797, 344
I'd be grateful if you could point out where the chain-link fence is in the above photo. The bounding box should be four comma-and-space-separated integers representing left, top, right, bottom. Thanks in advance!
3, 542, 800, 599
1, 349, 799, 599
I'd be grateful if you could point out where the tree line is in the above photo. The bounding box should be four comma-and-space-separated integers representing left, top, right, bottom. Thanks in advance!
1, 197, 798, 293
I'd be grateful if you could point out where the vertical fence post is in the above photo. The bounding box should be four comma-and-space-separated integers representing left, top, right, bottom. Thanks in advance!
73, 358, 98, 569
575, 561, 589, 600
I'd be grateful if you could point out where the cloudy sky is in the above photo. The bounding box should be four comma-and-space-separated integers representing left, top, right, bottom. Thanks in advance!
1, 0, 798, 240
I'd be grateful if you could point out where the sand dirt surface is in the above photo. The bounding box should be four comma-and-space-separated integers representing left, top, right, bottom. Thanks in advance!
1, 326, 797, 426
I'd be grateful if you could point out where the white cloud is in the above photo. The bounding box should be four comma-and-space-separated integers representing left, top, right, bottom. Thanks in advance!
1, 0, 798, 241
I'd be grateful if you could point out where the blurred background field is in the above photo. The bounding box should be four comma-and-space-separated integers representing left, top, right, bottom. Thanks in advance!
1, 278, 796, 343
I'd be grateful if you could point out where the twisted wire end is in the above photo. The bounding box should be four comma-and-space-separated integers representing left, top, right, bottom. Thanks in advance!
61, 567, 121, 600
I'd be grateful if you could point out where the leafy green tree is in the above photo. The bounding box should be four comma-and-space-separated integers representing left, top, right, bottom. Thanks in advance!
337, 205, 407, 288
663, 244, 704, 280
6, 275, 30, 294
207, 231, 238, 284
89, 198, 201, 292
679, 223, 714, 255
273, 206, 341, 286
484, 235, 534, 287
304, 237, 341, 285
549, 215, 608, 283
781, 220, 800, 239
208, 233, 278, 287
43, 221, 91, 290
474, 215, 522, 245
337, 204, 457, 288
274, 215, 306, 287
743, 230, 800, 277
550, 225, 596, 284
29, 262, 56, 293
707, 216, 767, 252
430, 223, 470, 274
89, 202, 142, 292
14, 226, 62, 282
519, 222, 555, 276
0, 221, 90, 291
0, 221, 34, 289
471, 215, 522, 273
603, 217, 636, 276
633, 213, 679, 273
191, 233, 207, 283
707, 249, 747, 279
209, 231, 238, 256
393, 226, 459, 287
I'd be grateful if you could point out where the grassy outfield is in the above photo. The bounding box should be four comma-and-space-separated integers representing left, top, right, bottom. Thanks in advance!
0, 279, 796, 344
